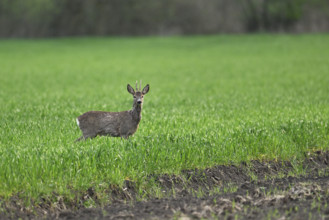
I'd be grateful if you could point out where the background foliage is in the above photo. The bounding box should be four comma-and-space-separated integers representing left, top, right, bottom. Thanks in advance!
0, 0, 329, 37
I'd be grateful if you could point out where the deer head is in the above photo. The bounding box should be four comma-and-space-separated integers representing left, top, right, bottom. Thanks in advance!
127, 80, 150, 108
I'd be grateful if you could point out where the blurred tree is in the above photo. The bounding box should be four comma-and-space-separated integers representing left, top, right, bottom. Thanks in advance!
0, 0, 328, 37
241, 0, 306, 31
0, 0, 55, 37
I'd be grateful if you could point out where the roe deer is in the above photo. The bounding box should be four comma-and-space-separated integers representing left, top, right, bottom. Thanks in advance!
76, 81, 150, 141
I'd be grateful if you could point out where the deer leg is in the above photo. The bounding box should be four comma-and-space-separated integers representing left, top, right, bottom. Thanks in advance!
83, 132, 97, 139
76, 133, 97, 142
75, 136, 84, 142
121, 135, 129, 140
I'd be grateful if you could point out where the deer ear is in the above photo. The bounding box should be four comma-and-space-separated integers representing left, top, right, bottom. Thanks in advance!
142, 84, 150, 95
127, 84, 135, 95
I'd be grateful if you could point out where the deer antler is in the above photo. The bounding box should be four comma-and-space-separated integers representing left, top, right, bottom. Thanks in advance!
135, 81, 138, 91
140, 80, 142, 91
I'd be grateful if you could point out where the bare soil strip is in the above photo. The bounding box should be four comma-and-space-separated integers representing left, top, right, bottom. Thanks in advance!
2, 151, 329, 219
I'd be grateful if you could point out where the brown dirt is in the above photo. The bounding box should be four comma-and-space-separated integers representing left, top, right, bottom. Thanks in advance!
2, 151, 329, 220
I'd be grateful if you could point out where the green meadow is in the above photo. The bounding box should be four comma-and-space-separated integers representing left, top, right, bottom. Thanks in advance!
0, 34, 329, 205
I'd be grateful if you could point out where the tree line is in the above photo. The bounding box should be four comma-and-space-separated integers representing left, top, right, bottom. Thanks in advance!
0, 0, 328, 38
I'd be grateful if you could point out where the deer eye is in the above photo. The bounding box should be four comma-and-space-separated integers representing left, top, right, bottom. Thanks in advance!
133, 96, 136, 98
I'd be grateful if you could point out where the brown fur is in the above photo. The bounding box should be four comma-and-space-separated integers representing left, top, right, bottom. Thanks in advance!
76, 83, 149, 141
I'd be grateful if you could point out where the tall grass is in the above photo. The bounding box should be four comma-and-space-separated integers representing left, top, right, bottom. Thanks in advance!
0, 34, 329, 203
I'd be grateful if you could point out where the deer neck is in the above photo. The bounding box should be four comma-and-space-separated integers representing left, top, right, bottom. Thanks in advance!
131, 104, 142, 123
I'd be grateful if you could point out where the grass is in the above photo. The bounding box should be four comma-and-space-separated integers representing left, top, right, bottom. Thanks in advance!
0, 34, 329, 206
